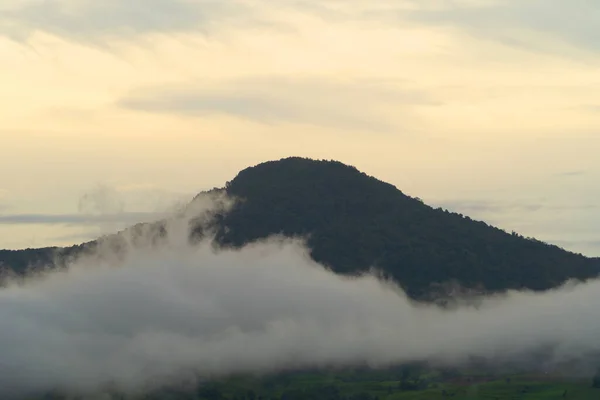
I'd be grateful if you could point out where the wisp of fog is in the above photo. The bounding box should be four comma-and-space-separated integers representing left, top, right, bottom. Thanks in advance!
1, 195, 600, 398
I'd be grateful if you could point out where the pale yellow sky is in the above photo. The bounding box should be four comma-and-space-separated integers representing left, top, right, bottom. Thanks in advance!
1, 0, 599, 254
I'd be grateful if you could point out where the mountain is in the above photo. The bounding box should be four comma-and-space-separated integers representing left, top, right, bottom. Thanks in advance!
2, 157, 600, 299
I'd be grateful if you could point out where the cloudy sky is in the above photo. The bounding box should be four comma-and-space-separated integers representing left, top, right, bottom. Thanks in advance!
0, 0, 599, 254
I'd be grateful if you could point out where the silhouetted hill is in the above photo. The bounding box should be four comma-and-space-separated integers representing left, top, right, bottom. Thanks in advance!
207, 157, 600, 298
0, 221, 169, 276
2, 157, 600, 299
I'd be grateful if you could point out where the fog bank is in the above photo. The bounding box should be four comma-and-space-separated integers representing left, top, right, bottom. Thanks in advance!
1, 196, 599, 397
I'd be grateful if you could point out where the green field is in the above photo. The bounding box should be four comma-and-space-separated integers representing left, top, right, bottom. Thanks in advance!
132, 367, 600, 400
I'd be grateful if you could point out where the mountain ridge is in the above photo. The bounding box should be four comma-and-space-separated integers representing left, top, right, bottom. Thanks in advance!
2, 157, 599, 299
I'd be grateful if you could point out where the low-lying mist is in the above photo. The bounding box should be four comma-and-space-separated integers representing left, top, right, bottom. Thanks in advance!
1, 194, 600, 398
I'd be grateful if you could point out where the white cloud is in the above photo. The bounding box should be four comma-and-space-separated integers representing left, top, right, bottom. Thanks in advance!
405, 0, 600, 57
0, 0, 254, 44
2, 209, 600, 398
118, 76, 437, 133
0, 212, 159, 226
2, 0, 599, 60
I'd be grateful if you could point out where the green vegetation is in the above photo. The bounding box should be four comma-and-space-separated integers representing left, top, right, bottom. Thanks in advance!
186, 370, 600, 400
30, 367, 600, 400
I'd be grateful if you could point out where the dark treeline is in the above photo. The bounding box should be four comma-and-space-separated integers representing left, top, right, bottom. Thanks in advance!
208, 157, 600, 299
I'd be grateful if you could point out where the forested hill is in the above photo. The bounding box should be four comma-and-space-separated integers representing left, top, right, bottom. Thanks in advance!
2, 157, 600, 299
207, 157, 600, 298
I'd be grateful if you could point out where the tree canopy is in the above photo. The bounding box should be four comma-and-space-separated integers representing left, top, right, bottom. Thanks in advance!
209, 157, 600, 299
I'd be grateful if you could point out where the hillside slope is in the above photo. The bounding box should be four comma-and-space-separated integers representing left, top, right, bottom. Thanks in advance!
2, 157, 600, 298
207, 157, 600, 298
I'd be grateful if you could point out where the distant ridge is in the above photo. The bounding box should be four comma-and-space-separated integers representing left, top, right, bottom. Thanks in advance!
2, 157, 600, 299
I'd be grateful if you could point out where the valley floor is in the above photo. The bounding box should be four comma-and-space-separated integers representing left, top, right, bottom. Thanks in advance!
131, 368, 600, 400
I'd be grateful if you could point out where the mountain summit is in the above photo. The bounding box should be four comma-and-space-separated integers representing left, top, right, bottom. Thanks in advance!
2, 157, 599, 299
210, 157, 600, 298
